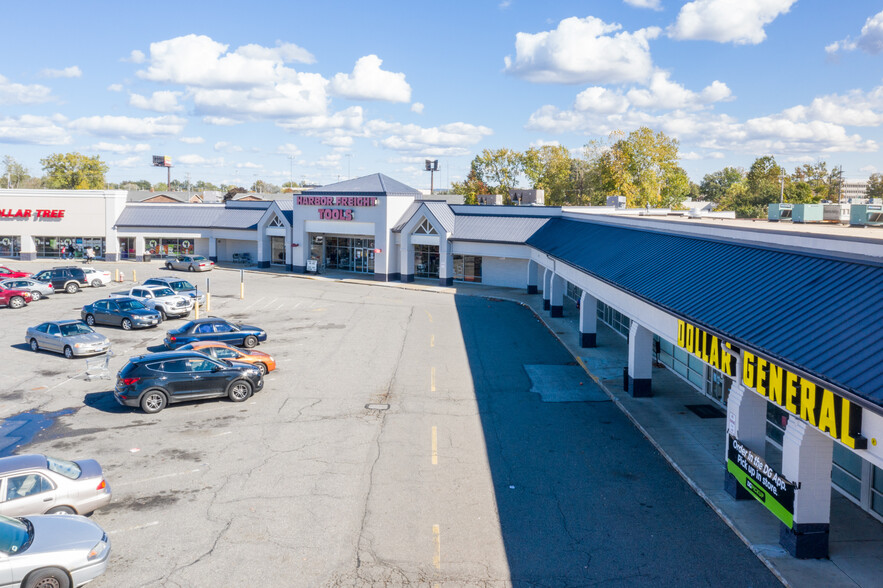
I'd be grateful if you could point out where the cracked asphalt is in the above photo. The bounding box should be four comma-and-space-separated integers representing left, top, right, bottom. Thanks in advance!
0, 263, 780, 587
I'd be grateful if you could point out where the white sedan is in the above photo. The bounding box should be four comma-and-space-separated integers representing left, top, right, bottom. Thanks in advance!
80, 266, 112, 287
165, 255, 214, 272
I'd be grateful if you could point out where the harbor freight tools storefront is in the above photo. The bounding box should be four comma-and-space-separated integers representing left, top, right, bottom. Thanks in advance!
0, 190, 128, 261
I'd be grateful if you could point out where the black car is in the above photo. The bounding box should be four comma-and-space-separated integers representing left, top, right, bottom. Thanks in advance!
114, 350, 263, 413
143, 277, 206, 305
164, 318, 267, 349
81, 297, 162, 330
33, 267, 89, 294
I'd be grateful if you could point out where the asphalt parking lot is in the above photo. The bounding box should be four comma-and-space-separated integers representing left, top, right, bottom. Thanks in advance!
0, 261, 780, 587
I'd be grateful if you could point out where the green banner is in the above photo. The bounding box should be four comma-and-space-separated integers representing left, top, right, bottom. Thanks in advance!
727, 436, 796, 528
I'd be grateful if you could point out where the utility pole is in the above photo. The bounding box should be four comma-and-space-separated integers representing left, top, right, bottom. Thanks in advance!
780, 167, 785, 204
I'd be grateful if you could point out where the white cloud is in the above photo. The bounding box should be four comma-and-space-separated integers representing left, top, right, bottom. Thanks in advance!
177, 154, 225, 166
781, 86, 883, 126
110, 156, 143, 168
330, 55, 411, 103
504, 16, 661, 84
235, 161, 262, 169
314, 153, 343, 168
322, 135, 353, 148
627, 71, 731, 110
180, 136, 204, 144
860, 165, 877, 173
669, 0, 797, 45
214, 141, 243, 152
529, 139, 561, 148
0, 74, 53, 105
235, 42, 315, 64
366, 120, 493, 156
107, 84, 123, 92
827, 10, 883, 55
624, 0, 662, 9
277, 106, 364, 133
127, 50, 146, 64
203, 116, 243, 126
275, 143, 302, 156
0, 114, 70, 145
39, 66, 82, 78
190, 73, 327, 117
411, 102, 424, 114
574, 87, 630, 114
68, 115, 187, 139
499, 1, 512, 9
129, 90, 184, 113
87, 142, 150, 154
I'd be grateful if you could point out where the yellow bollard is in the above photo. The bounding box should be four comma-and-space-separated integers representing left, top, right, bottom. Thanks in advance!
206, 292, 211, 312
114, 268, 119, 282
194, 300, 199, 319
132, 269, 137, 283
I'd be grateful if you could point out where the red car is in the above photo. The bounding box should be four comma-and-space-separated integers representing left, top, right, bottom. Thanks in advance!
0, 285, 32, 308
0, 265, 31, 279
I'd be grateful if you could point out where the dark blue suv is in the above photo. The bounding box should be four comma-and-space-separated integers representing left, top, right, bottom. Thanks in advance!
114, 350, 263, 413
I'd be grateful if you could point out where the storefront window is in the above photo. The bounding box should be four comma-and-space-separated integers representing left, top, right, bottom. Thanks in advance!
271, 236, 285, 265
453, 255, 482, 283
0, 236, 21, 258
319, 235, 375, 274
34, 237, 104, 259
119, 238, 135, 260
414, 244, 439, 279
145, 238, 194, 257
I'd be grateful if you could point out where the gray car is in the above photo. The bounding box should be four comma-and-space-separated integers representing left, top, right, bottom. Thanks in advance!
25, 320, 110, 359
0, 513, 110, 587
0, 455, 112, 518
0, 279, 54, 301
165, 254, 214, 272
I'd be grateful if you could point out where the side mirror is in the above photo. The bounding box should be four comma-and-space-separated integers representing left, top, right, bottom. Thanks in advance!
211, 365, 222, 372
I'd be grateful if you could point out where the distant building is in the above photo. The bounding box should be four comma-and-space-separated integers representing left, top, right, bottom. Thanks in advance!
477, 194, 504, 205
841, 179, 868, 201
509, 188, 544, 205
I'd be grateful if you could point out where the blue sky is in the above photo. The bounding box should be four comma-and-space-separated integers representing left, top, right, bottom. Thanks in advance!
2, 1, 883, 190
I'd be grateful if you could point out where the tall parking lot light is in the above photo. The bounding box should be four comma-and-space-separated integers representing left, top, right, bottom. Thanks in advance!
425, 159, 439, 195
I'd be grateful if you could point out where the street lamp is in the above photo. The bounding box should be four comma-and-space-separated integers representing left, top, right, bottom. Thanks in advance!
425, 159, 439, 195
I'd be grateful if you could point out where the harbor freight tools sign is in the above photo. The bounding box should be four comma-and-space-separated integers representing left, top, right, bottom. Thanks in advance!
676, 320, 868, 450
726, 435, 797, 528
297, 196, 377, 222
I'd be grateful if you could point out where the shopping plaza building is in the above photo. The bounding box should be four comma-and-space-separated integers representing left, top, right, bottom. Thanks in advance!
2, 173, 883, 557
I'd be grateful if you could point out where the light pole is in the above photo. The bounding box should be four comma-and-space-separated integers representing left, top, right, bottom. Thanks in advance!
288, 155, 295, 188
425, 159, 439, 195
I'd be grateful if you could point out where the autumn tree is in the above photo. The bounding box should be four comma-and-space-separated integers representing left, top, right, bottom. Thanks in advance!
699, 167, 745, 201
471, 148, 521, 197
867, 173, 883, 199
41, 152, 108, 189
520, 145, 573, 205
451, 162, 490, 204
2, 156, 31, 188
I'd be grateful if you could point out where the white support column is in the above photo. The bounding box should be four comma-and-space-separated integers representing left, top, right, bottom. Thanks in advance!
438, 235, 453, 287
579, 292, 598, 348
779, 418, 833, 559
399, 235, 414, 282
627, 322, 653, 397
724, 378, 768, 500
134, 236, 145, 262
550, 273, 565, 317
526, 260, 539, 294
208, 237, 218, 263
542, 268, 551, 311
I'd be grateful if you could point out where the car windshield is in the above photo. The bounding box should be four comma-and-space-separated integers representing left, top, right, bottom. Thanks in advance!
116, 299, 146, 311
46, 456, 82, 479
152, 287, 175, 297
170, 281, 194, 291
193, 256, 207, 261
0, 515, 30, 555
59, 323, 93, 336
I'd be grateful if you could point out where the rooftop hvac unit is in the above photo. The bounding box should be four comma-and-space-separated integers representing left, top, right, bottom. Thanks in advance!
849, 204, 883, 227
768, 203, 793, 221
792, 204, 824, 223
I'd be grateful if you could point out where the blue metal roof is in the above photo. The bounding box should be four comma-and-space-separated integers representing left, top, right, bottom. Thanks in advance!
527, 217, 883, 411
452, 215, 550, 243
114, 205, 263, 230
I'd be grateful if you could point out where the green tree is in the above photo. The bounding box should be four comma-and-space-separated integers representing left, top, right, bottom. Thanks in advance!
251, 180, 280, 193
41, 152, 108, 189
867, 173, 883, 199
699, 167, 745, 201
791, 162, 831, 201
451, 163, 490, 205
2, 156, 30, 188
744, 155, 784, 215
472, 148, 521, 198
520, 145, 573, 205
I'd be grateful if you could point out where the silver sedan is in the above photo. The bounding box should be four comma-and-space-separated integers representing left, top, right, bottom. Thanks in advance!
0, 278, 54, 301
0, 513, 110, 587
0, 455, 112, 517
25, 320, 110, 359
165, 255, 214, 272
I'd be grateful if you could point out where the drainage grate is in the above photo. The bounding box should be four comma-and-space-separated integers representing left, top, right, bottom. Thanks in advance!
365, 404, 390, 411
685, 404, 726, 419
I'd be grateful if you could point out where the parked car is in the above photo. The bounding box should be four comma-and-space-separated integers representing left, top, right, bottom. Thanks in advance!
25, 320, 110, 359
110, 285, 192, 320
81, 297, 162, 330
0, 513, 110, 587
164, 318, 267, 349
79, 266, 112, 287
114, 350, 264, 413
0, 278, 54, 301
165, 255, 214, 272
32, 267, 89, 294
0, 454, 111, 517
0, 285, 32, 309
0, 265, 31, 279
143, 276, 206, 305
179, 341, 276, 375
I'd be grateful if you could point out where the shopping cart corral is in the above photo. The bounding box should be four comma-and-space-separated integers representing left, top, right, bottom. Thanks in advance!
84, 350, 114, 381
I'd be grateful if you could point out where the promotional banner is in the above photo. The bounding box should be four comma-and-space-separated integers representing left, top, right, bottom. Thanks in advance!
726, 435, 797, 528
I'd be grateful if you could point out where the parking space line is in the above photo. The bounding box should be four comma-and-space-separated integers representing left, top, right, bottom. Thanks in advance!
114, 468, 201, 487
107, 521, 159, 535
426, 310, 433, 323
431, 366, 436, 392
431, 426, 437, 465
433, 524, 440, 569
430, 334, 435, 348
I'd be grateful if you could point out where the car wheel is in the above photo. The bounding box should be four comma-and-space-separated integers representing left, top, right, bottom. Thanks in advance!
166, 262, 173, 270
9, 295, 25, 309
64, 282, 79, 294
85, 314, 95, 326
159, 308, 167, 321
188, 265, 195, 272
228, 380, 253, 402
91, 279, 102, 288
29, 338, 39, 352
46, 505, 76, 515
63, 346, 74, 359
121, 318, 133, 330
23, 567, 71, 588
257, 362, 268, 375
140, 390, 167, 414
243, 335, 258, 348
30, 290, 42, 301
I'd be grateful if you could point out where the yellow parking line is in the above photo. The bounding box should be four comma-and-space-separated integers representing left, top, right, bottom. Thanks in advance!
431, 366, 436, 392
426, 310, 433, 322
430, 334, 435, 348
431, 426, 438, 465
433, 524, 440, 569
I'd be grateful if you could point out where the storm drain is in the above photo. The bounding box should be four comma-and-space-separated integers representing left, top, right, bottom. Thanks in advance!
685, 404, 726, 419
365, 404, 390, 411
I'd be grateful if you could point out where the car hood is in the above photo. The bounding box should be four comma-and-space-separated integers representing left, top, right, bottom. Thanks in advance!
2, 288, 31, 296
1, 272, 31, 278
73, 458, 104, 480
126, 308, 161, 317
238, 324, 263, 332
65, 332, 109, 344
26, 514, 105, 553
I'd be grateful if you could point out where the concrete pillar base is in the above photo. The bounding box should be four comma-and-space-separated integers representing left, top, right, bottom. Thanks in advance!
542, 299, 550, 311
439, 277, 453, 287
105, 253, 119, 262
401, 274, 414, 283
724, 470, 753, 500
293, 265, 305, 273
630, 377, 652, 397
550, 305, 563, 317
209, 256, 218, 263
780, 523, 829, 559
580, 332, 596, 348
527, 285, 538, 294
20, 252, 36, 261
258, 261, 270, 268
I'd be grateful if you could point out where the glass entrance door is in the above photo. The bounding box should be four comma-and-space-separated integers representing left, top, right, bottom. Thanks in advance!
270, 236, 285, 265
